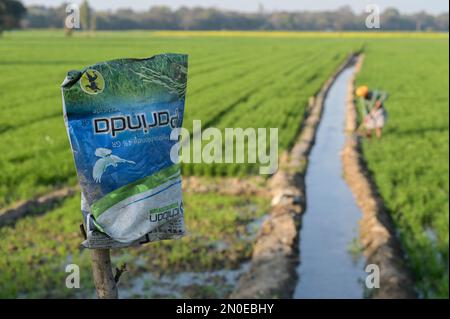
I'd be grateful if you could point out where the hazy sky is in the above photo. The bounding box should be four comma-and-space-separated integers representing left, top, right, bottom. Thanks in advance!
22, 0, 449, 14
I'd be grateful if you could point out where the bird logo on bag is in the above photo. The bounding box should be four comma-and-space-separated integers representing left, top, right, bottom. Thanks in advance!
80, 69, 105, 95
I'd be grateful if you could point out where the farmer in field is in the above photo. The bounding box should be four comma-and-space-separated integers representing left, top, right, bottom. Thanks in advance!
355, 85, 388, 139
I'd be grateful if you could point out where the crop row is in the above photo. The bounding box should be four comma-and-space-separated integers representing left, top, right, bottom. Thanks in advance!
0, 191, 269, 298
0, 33, 358, 207
356, 39, 449, 298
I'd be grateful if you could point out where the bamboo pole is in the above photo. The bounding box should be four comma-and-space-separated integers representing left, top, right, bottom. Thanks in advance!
90, 249, 118, 299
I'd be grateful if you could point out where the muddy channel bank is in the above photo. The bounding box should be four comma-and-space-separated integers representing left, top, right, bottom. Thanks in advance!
342, 55, 416, 298
231, 55, 358, 298
232, 54, 416, 299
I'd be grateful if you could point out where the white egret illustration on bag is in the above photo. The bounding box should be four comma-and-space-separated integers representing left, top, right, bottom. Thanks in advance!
93, 148, 136, 183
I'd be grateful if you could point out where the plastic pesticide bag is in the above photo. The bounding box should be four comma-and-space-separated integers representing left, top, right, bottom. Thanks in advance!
61, 54, 188, 249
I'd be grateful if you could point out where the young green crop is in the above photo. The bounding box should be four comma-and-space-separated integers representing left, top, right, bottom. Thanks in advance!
0, 191, 269, 298
0, 31, 360, 207
356, 39, 449, 298
1, 31, 447, 299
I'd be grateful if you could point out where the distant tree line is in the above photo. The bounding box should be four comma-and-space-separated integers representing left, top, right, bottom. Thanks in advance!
0, 0, 26, 33
16, 2, 450, 32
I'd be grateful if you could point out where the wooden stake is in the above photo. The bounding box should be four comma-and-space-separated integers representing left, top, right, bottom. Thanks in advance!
90, 249, 118, 299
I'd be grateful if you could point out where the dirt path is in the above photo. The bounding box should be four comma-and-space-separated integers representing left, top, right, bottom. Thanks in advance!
341, 55, 416, 298
230, 54, 358, 298
183, 176, 271, 198
0, 176, 269, 228
0, 187, 78, 226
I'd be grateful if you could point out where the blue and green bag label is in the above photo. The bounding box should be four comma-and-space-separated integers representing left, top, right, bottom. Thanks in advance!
61, 54, 188, 248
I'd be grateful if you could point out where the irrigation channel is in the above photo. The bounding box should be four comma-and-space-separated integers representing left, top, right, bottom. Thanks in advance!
294, 65, 367, 298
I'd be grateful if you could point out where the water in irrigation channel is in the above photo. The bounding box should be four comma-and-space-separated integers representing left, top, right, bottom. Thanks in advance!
294, 66, 367, 299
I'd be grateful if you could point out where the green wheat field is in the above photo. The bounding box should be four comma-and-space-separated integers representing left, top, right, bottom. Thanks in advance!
0, 30, 448, 298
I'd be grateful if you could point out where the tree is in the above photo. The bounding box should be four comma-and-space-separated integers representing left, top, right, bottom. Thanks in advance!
258, 3, 265, 15
435, 13, 449, 31
16, 4, 450, 32
0, 2, 5, 34
80, 0, 91, 30
333, 6, 357, 30
90, 12, 96, 31
0, 0, 26, 34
